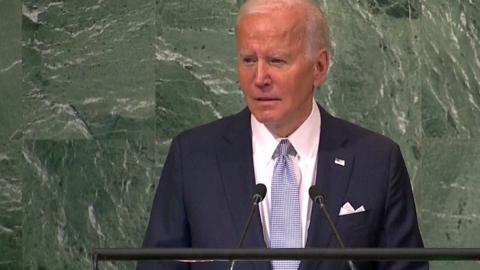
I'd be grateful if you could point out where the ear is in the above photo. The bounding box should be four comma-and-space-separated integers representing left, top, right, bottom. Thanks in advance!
312, 48, 329, 87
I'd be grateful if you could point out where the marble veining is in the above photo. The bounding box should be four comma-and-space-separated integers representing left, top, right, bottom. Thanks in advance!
0, 0, 479, 269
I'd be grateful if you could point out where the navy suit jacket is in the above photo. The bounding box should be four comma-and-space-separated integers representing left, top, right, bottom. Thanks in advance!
138, 105, 427, 270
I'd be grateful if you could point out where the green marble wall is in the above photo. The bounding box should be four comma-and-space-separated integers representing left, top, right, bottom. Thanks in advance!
0, 0, 479, 269
0, 0, 22, 269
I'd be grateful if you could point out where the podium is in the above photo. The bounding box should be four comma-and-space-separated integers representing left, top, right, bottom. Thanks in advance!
92, 247, 480, 269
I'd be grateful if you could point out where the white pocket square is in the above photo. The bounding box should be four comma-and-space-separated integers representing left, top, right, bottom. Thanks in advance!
339, 202, 366, 216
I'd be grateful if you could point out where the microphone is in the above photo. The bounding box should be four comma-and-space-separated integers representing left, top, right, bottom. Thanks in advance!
309, 185, 357, 270
251, 183, 267, 205
228, 183, 267, 270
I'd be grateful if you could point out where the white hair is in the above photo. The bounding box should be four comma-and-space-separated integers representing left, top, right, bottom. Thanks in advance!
236, 0, 330, 58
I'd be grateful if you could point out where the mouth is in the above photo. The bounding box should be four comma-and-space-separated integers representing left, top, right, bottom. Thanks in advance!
251, 97, 281, 108
254, 97, 281, 102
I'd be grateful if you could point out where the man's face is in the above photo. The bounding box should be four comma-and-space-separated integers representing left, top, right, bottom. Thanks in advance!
236, 8, 328, 136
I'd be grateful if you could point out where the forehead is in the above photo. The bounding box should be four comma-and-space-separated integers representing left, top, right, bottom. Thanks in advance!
236, 9, 306, 47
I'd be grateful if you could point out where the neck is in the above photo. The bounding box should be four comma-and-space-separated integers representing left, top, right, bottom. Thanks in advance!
266, 103, 314, 138
266, 122, 301, 138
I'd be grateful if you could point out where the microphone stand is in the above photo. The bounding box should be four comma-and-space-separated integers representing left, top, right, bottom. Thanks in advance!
228, 184, 266, 270
310, 186, 357, 270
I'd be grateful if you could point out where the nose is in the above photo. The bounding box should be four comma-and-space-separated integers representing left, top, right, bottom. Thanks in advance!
254, 60, 271, 89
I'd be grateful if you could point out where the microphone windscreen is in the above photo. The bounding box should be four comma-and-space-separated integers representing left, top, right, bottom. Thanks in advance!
253, 183, 267, 202
309, 185, 323, 202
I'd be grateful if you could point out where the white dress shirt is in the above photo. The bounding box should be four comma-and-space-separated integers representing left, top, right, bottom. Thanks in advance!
251, 100, 321, 247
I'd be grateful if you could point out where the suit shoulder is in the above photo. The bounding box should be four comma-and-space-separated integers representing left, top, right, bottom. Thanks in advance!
332, 116, 399, 150
174, 109, 248, 147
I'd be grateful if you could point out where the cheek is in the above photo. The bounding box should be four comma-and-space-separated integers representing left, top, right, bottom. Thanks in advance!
271, 73, 294, 94
238, 72, 250, 91
238, 68, 253, 84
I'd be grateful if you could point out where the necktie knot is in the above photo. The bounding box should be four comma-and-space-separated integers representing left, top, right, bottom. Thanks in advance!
273, 139, 297, 159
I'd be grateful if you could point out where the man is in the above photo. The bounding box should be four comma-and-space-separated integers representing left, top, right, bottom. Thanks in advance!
138, 0, 428, 269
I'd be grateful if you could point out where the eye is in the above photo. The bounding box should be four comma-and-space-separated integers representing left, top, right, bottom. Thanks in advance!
242, 56, 256, 65
269, 58, 287, 66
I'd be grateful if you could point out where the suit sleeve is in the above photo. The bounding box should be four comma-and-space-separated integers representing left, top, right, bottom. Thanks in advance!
137, 137, 191, 270
377, 144, 428, 270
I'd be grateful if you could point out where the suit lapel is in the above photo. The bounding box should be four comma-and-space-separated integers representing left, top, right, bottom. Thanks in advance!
216, 106, 354, 270
300, 106, 354, 270
216, 109, 270, 270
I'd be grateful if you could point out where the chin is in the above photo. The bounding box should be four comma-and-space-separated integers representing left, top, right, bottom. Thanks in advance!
251, 111, 280, 125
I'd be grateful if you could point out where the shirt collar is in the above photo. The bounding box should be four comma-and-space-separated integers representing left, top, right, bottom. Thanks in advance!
251, 99, 321, 164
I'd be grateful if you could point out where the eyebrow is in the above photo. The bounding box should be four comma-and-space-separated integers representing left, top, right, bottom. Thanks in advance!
238, 51, 254, 56
238, 51, 290, 56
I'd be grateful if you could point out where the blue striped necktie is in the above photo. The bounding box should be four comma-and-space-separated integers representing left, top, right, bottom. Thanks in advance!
270, 139, 302, 270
